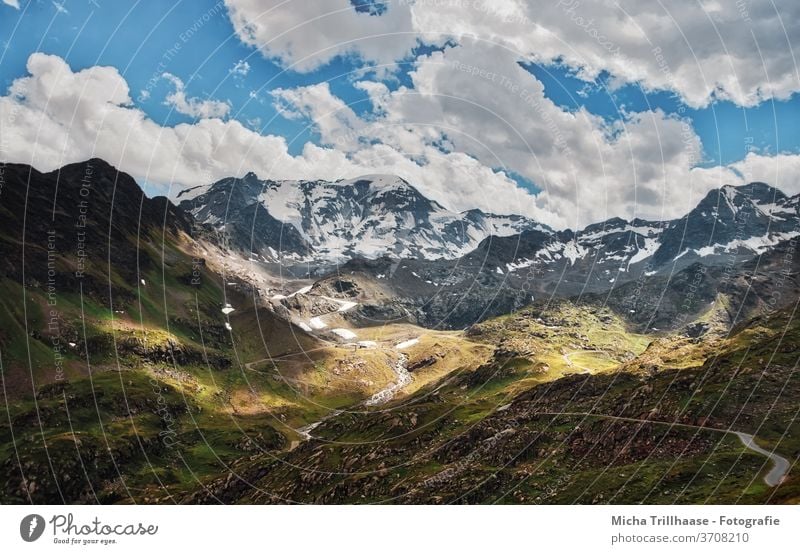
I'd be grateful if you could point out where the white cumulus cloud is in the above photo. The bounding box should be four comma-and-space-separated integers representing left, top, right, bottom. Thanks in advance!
162, 73, 231, 119
230, 59, 250, 77
225, 0, 800, 108
270, 41, 723, 227
0, 53, 541, 223
2, 53, 799, 230
0, 54, 358, 190
223, 0, 419, 73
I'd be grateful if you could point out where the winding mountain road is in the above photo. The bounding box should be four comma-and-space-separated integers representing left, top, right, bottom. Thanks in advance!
534, 411, 790, 487
733, 432, 790, 487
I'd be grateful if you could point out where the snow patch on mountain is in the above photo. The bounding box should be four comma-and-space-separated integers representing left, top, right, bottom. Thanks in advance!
562, 240, 588, 265
308, 317, 327, 329
181, 176, 799, 276
627, 237, 660, 268
185, 173, 543, 263
332, 328, 358, 340
396, 338, 419, 349
684, 231, 799, 258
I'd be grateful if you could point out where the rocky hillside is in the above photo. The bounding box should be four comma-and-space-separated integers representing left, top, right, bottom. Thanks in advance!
174, 304, 800, 505
1, 158, 798, 505
176, 172, 799, 331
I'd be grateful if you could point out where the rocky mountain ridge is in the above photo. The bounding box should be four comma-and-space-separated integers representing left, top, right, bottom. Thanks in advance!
176, 172, 547, 262
178, 172, 798, 287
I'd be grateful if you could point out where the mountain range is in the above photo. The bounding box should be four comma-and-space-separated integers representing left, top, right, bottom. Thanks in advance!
177, 173, 544, 262
178, 171, 799, 279
174, 170, 799, 329
1, 158, 798, 505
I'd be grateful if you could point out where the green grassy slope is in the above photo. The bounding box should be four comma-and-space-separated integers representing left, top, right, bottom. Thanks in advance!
173, 303, 799, 505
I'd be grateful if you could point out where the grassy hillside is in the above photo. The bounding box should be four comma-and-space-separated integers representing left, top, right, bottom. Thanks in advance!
0, 161, 415, 502
1, 160, 797, 505
170, 303, 799, 505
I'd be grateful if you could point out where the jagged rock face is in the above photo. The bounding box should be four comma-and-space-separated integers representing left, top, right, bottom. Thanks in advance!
177, 173, 544, 262
13, 159, 792, 332
174, 173, 311, 259
179, 172, 798, 298
181, 174, 794, 330
476, 182, 796, 286
449, 183, 797, 287
652, 183, 798, 266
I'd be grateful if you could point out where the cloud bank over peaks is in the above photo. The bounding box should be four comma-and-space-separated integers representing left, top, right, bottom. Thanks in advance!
0, 53, 551, 224
2, 50, 799, 230
270, 40, 788, 227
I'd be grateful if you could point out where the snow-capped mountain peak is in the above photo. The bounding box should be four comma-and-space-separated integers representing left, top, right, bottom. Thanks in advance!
178, 174, 798, 281
179, 173, 541, 262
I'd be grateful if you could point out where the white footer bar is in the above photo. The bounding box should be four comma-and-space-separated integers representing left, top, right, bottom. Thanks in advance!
0, 505, 795, 552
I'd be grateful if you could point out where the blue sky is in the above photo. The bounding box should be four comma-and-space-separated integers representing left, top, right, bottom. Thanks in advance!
1, 0, 798, 228
1, 0, 346, 153
4, 1, 797, 165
